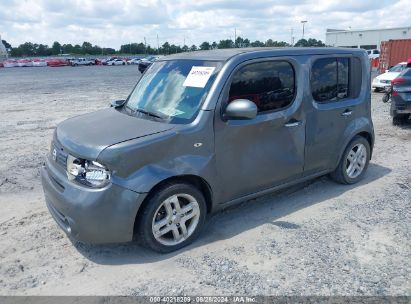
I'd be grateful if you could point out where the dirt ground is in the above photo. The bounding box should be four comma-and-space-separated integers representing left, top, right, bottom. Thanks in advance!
0, 65, 410, 296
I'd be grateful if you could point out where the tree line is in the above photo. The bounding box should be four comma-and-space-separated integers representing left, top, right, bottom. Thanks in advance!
2, 37, 325, 57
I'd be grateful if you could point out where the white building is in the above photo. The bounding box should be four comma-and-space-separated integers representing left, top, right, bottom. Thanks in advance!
326, 26, 411, 50
0, 35, 8, 58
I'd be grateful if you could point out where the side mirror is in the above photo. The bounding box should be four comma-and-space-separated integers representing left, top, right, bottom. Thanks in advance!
110, 99, 126, 108
225, 99, 257, 120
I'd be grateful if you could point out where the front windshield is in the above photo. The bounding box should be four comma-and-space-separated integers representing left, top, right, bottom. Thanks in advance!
126, 59, 221, 124
389, 64, 404, 73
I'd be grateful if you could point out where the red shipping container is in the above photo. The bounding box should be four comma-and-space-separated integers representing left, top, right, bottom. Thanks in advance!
379, 39, 411, 73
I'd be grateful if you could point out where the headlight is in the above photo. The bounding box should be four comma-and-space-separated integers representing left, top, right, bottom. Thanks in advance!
66, 155, 111, 187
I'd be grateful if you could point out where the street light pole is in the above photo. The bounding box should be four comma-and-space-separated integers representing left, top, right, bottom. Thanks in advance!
301, 20, 307, 39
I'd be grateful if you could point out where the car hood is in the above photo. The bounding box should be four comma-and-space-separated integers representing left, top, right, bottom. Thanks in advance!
376, 72, 400, 81
56, 108, 174, 160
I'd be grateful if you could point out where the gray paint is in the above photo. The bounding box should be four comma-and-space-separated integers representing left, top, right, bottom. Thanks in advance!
56, 108, 174, 160
42, 47, 374, 244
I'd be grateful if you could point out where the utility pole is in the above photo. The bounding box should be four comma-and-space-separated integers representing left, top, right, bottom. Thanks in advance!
157, 34, 160, 54
234, 28, 237, 47
301, 20, 307, 39
144, 37, 147, 54
290, 28, 294, 46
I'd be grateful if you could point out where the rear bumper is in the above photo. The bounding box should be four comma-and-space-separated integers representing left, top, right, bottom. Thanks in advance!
41, 159, 147, 244
391, 99, 411, 115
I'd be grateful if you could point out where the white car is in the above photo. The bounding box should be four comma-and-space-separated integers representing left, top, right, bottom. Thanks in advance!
367, 49, 380, 59
128, 58, 142, 65
372, 62, 407, 91
107, 58, 126, 66
71, 58, 94, 66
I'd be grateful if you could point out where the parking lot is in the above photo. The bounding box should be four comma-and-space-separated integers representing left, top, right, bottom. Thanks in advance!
0, 65, 410, 295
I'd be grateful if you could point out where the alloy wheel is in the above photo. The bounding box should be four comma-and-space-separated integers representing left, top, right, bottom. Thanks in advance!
346, 143, 367, 179
151, 193, 200, 246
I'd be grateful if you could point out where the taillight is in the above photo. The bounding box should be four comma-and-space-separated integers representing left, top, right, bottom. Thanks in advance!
391, 77, 406, 86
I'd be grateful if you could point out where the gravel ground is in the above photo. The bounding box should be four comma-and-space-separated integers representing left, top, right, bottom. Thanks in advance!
0, 65, 410, 296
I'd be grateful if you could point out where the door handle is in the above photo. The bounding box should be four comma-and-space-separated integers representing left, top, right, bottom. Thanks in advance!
284, 120, 302, 127
341, 109, 353, 117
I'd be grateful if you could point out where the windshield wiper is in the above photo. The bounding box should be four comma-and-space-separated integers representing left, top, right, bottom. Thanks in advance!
133, 108, 165, 119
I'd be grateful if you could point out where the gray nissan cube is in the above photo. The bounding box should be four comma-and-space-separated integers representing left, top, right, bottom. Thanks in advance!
41, 48, 374, 252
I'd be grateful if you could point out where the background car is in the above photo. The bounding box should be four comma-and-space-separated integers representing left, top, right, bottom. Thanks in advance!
367, 49, 380, 59
128, 58, 142, 65
390, 67, 411, 125
71, 58, 94, 66
372, 62, 407, 91
107, 58, 126, 66
138, 55, 160, 73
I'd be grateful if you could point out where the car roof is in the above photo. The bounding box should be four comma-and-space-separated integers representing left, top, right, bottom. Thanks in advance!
160, 47, 367, 62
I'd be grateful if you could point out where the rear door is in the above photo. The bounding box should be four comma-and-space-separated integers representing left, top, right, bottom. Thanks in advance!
304, 55, 364, 175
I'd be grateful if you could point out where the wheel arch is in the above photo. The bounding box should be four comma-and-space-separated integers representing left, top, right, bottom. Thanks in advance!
335, 129, 374, 171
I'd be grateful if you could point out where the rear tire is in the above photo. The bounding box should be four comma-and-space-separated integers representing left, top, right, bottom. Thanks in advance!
137, 182, 207, 253
393, 114, 409, 125
330, 136, 370, 185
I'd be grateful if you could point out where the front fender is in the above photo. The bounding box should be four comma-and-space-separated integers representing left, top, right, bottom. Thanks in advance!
110, 154, 216, 193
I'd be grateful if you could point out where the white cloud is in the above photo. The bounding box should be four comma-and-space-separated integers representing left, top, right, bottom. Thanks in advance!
0, 0, 410, 49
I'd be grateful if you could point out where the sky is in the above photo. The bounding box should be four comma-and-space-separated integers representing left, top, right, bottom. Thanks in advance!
0, 0, 410, 49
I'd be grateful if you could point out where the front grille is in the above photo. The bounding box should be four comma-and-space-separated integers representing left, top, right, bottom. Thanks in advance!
52, 142, 68, 168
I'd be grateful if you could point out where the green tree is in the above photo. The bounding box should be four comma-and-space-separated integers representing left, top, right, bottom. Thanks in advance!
294, 38, 325, 47
250, 40, 264, 47
81, 41, 93, 54
190, 44, 197, 51
2, 39, 11, 49
218, 39, 234, 49
51, 41, 61, 55
36, 44, 51, 56
161, 42, 171, 54
19, 42, 36, 56
199, 41, 210, 50
62, 44, 74, 54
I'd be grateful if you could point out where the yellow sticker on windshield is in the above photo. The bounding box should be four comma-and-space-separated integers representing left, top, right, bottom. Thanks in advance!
183, 66, 216, 88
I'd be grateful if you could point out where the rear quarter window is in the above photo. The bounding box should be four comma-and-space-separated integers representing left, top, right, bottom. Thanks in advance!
311, 56, 362, 103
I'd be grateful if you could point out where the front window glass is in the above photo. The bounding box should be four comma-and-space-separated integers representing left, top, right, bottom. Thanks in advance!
228, 61, 295, 113
126, 60, 221, 124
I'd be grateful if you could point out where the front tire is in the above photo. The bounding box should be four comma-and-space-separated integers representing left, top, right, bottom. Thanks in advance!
330, 136, 370, 184
137, 182, 207, 253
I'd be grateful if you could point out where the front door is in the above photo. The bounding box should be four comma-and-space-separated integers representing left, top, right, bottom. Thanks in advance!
214, 59, 305, 204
